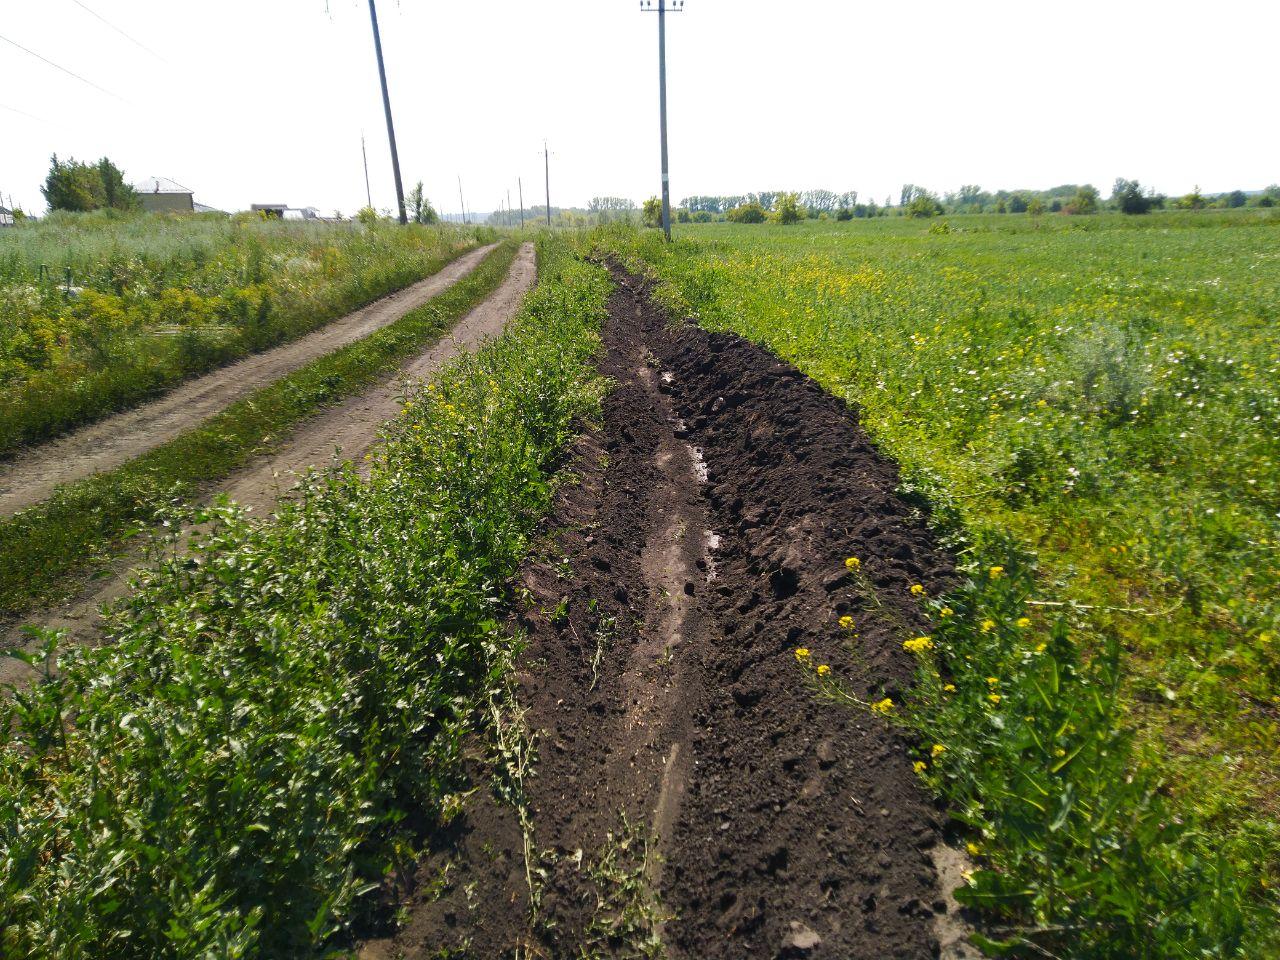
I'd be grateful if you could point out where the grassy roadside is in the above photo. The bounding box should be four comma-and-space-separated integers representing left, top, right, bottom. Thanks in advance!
594, 221, 1279, 958
0, 235, 611, 958
0, 241, 518, 620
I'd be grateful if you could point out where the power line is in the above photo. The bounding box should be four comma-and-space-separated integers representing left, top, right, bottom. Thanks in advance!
0, 102, 47, 123
69, 0, 167, 62
0, 32, 126, 102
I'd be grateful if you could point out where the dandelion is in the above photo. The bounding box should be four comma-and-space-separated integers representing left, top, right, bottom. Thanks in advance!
910, 584, 926, 596
988, 693, 1002, 705
943, 683, 957, 693
817, 664, 831, 676
913, 761, 927, 774
1015, 617, 1031, 629
1035, 642, 1047, 653
966, 841, 982, 856
986, 676, 999, 686
931, 743, 946, 758
989, 566, 1005, 580
980, 618, 996, 633
872, 697, 894, 714
940, 606, 954, 618
844, 557, 861, 571
794, 647, 811, 662
903, 636, 933, 654
838, 615, 856, 630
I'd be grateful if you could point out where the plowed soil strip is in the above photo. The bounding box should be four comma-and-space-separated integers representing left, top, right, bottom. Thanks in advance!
364, 266, 968, 959
0, 244, 535, 683
0, 243, 497, 517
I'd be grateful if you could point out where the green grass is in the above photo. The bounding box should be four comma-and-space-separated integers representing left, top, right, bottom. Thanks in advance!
0, 211, 495, 452
0, 241, 519, 620
0, 235, 611, 958
596, 209, 1280, 956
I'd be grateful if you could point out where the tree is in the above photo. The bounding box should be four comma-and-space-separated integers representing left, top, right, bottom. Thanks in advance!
1064, 184, 1100, 215
801, 189, 838, 217
1112, 178, 1152, 215
1009, 193, 1029, 213
900, 184, 918, 208
42, 155, 138, 212
726, 201, 767, 224
1028, 197, 1045, 217
355, 206, 381, 225
1174, 185, 1206, 210
773, 192, 804, 224
906, 191, 944, 218
406, 181, 438, 224
1224, 190, 1248, 209
642, 196, 663, 228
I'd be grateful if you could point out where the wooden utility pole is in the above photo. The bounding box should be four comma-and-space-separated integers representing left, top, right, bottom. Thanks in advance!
518, 177, 525, 229
458, 175, 467, 224
361, 134, 373, 210
367, 0, 407, 225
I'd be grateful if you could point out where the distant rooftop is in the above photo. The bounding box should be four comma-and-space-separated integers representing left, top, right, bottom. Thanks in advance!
135, 176, 194, 195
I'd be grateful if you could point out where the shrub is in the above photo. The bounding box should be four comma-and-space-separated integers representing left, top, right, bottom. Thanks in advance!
642, 197, 663, 228
907, 192, 944, 218
1113, 179, 1153, 215
1064, 184, 1100, 215
726, 201, 767, 224
772, 192, 804, 225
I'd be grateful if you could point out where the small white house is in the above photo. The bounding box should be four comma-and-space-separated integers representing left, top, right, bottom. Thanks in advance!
0, 207, 14, 227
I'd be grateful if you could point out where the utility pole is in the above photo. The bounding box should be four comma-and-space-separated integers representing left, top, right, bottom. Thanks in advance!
366, 0, 407, 225
458, 175, 467, 224
507, 189, 513, 229
360, 133, 373, 210
544, 140, 552, 227
641, 0, 683, 241
518, 178, 525, 229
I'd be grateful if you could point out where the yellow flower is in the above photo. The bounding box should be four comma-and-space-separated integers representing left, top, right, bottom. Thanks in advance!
903, 636, 933, 654
839, 615, 855, 630
913, 760, 928, 774
1035, 642, 1047, 653
794, 647, 811, 661
988, 693, 1002, 705
940, 606, 954, 618
910, 584, 926, 596
986, 676, 999, 686
817, 664, 831, 676
943, 683, 957, 693
844, 557, 861, 571
966, 841, 982, 856
989, 566, 1005, 580
872, 697, 894, 714
931, 743, 946, 758
980, 618, 996, 634
1015, 617, 1031, 629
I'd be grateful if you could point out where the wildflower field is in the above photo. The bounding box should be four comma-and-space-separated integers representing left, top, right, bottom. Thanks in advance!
599, 209, 1280, 956
0, 212, 489, 451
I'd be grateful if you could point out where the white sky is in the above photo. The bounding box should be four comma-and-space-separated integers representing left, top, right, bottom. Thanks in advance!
2, 0, 1277, 216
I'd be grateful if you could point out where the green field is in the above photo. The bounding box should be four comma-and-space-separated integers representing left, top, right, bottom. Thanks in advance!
0, 212, 490, 452
598, 209, 1280, 954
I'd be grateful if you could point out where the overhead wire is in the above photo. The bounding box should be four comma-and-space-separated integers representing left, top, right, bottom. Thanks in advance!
68, 0, 167, 62
0, 32, 127, 102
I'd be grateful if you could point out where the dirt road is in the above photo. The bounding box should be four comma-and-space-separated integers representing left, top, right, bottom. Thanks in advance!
364, 266, 976, 958
0, 243, 498, 517
0, 243, 535, 685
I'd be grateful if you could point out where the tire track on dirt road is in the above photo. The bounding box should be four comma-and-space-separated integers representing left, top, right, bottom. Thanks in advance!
0, 243, 498, 517
363, 265, 978, 958
0, 243, 536, 686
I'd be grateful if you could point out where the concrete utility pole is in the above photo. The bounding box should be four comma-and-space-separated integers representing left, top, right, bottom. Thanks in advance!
361, 133, 373, 210
458, 175, 467, 224
641, 0, 683, 241
544, 140, 552, 227
518, 177, 525, 229
367, 0, 407, 225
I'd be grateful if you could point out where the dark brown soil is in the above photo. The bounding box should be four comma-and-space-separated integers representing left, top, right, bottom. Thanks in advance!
361, 266, 962, 960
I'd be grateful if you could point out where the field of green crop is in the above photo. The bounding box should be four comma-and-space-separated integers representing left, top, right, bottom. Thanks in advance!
0, 236, 610, 958
598, 209, 1280, 956
0, 212, 491, 452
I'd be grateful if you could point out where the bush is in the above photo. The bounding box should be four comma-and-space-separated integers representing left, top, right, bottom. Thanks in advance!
836, 207, 853, 222
772, 193, 804, 225
1064, 185, 1100, 215
642, 196, 663, 228
906, 192, 944, 218
1113, 179, 1153, 215
726, 201, 767, 224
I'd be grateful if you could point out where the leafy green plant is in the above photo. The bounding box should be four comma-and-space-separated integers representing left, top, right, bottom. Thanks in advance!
0, 236, 611, 958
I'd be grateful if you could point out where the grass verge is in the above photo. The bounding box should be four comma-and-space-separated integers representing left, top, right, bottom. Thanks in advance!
0, 241, 517, 620
0, 235, 611, 958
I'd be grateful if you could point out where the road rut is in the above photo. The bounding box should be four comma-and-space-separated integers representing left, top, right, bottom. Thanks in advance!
0, 243, 535, 685
0, 243, 498, 517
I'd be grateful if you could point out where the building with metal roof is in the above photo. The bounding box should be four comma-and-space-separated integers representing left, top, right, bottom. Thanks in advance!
135, 176, 195, 213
